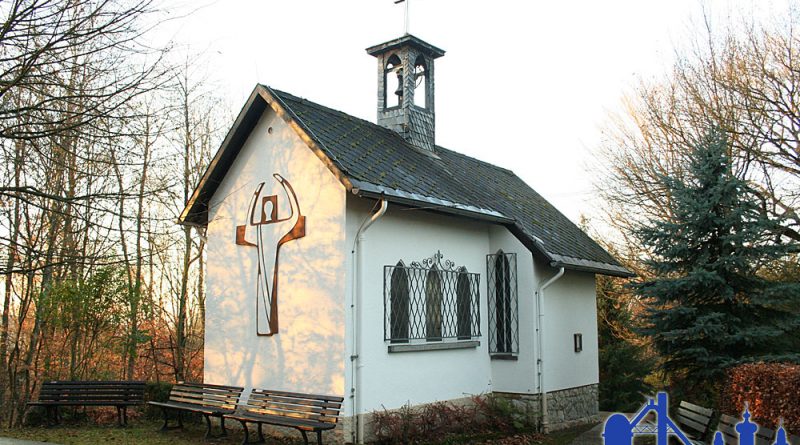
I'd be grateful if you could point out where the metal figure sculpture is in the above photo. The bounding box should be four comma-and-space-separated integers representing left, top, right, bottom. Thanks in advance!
236, 174, 306, 336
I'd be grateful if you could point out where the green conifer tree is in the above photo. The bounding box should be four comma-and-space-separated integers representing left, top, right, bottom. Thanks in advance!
633, 128, 800, 391
597, 276, 656, 411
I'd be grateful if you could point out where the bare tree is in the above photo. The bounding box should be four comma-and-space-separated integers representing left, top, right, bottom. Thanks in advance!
596, 7, 800, 245
164, 58, 221, 382
0, 0, 166, 142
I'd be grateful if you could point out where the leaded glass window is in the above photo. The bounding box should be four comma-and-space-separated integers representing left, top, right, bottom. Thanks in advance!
389, 261, 410, 343
487, 251, 518, 355
425, 267, 442, 340
456, 268, 472, 339
384, 251, 480, 342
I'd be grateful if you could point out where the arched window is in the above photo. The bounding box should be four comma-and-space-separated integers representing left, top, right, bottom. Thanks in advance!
456, 267, 472, 339
413, 55, 427, 108
488, 250, 517, 354
495, 253, 511, 352
385, 54, 402, 108
383, 252, 480, 343
425, 266, 442, 340
390, 261, 409, 343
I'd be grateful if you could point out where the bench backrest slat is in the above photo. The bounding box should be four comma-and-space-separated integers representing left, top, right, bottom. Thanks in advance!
677, 401, 714, 438
756, 426, 775, 445
717, 414, 776, 445
718, 414, 739, 445
37, 381, 146, 403
243, 389, 343, 426
167, 383, 243, 411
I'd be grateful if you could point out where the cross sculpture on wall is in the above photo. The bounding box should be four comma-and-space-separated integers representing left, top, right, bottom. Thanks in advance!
235, 174, 306, 336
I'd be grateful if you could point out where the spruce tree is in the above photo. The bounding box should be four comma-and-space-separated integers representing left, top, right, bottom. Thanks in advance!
633, 128, 800, 390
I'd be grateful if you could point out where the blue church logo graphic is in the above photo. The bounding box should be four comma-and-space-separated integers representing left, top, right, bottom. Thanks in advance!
602, 392, 793, 445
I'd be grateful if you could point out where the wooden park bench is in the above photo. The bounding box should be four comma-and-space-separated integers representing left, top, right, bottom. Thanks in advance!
716, 413, 775, 445
27, 380, 145, 426
225, 389, 343, 445
148, 382, 244, 439
676, 401, 715, 444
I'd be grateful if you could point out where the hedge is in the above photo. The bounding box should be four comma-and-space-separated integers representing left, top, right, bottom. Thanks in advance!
719, 362, 800, 435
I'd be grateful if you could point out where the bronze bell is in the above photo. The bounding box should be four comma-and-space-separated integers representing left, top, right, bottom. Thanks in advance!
394, 69, 404, 99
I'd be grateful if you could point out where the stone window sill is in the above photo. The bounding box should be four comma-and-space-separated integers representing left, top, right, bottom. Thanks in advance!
490, 353, 518, 361
388, 340, 480, 353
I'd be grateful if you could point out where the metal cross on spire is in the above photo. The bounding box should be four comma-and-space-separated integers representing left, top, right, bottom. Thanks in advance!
394, 0, 409, 35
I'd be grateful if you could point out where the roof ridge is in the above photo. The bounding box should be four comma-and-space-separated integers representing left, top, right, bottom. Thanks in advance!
268, 86, 519, 178
267, 86, 390, 134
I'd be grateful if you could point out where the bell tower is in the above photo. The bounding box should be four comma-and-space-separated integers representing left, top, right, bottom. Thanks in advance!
366, 35, 445, 152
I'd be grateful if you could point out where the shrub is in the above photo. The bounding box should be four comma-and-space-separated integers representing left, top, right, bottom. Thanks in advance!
371, 395, 538, 444
143, 381, 173, 420
471, 394, 539, 434
719, 363, 800, 434
372, 403, 421, 444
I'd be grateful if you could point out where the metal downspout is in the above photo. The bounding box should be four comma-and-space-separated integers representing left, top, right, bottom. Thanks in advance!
350, 199, 387, 444
536, 266, 564, 432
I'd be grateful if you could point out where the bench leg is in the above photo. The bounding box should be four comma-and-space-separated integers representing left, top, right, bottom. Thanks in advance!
300, 430, 309, 445
316, 431, 323, 445
159, 407, 169, 431
239, 420, 266, 445
45, 407, 57, 427
116, 406, 129, 427
204, 414, 212, 439
203, 415, 229, 439
159, 408, 184, 432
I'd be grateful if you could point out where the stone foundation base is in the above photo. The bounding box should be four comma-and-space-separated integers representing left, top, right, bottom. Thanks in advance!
491, 384, 600, 433
546, 383, 600, 431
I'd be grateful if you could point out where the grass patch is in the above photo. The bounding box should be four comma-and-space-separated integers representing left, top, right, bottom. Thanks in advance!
0, 419, 599, 445
0, 419, 298, 445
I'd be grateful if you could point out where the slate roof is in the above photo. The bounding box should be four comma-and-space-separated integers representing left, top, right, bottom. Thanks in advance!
180, 85, 631, 277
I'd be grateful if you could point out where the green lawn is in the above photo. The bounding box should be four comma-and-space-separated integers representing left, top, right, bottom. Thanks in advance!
1, 420, 253, 445
0, 420, 597, 445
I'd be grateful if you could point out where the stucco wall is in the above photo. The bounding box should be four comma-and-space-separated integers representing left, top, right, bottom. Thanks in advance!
344, 199, 601, 414
345, 198, 494, 415
205, 107, 347, 397
487, 225, 538, 394
539, 264, 599, 392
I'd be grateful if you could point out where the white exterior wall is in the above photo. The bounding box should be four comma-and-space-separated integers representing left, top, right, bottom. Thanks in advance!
487, 225, 538, 394
344, 198, 601, 414
204, 108, 347, 397
345, 198, 493, 414
538, 264, 599, 392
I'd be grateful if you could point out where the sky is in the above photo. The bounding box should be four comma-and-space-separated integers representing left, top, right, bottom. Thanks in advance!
156, 0, 776, 226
